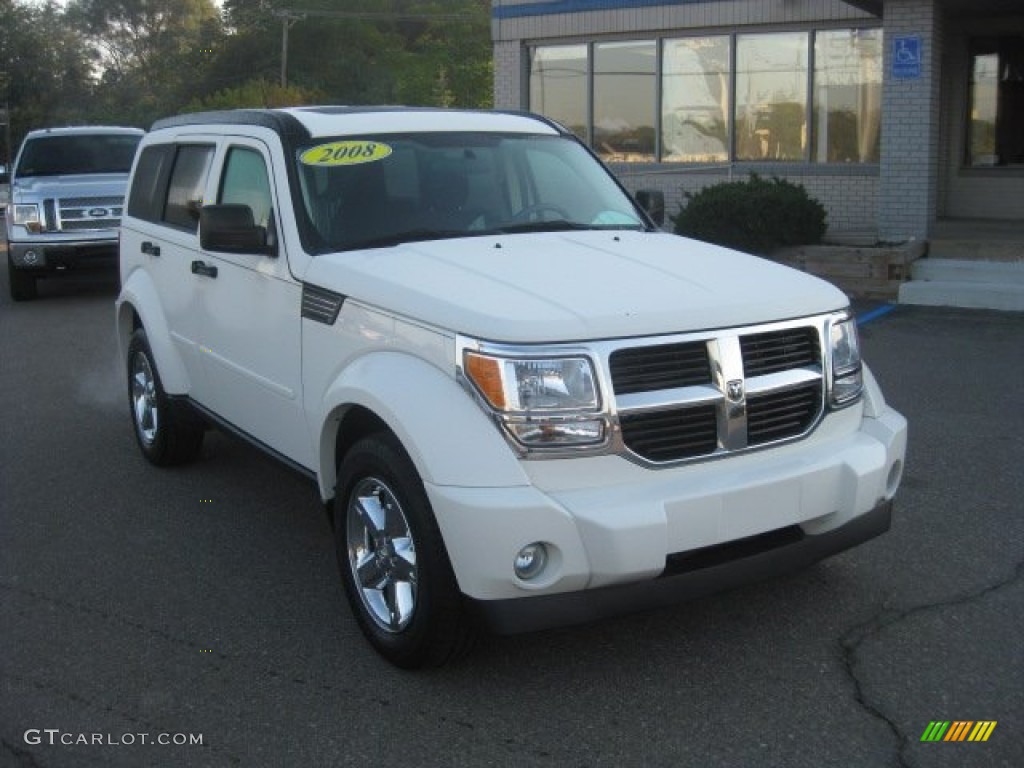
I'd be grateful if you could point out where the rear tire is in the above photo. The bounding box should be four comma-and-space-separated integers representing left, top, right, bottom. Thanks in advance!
335, 433, 477, 668
127, 328, 204, 466
8, 258, 37, 301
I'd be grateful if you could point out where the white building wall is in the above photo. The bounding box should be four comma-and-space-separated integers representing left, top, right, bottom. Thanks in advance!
493, 40, 522, 110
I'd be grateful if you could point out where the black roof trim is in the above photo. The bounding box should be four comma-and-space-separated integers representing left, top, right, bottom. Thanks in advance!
150, 109, 312, 142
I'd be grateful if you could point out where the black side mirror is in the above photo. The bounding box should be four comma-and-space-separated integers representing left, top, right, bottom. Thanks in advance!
199, 204, 274, 256
635, 189, 665, 227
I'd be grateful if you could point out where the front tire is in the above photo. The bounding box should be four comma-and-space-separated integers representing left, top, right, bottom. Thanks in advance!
335, 433, 476, 668
127, 328, 204, 466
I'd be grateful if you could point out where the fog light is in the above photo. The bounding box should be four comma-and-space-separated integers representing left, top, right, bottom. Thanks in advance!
514, 542, 548, 580
23, 250, 39, 265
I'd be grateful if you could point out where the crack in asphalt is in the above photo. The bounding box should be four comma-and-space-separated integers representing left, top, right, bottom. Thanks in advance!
838, 558, 1024, 768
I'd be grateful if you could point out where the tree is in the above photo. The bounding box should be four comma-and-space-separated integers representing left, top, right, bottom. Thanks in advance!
0, 0, 96, 153
67, 0, 225, 126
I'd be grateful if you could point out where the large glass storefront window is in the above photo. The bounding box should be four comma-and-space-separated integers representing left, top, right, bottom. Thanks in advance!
968, 37, 1024, 167
528, 27, 880, 165
593, 41, 656, 162
662, 36, 730, 163
813, 29, 882, 163
529, 45, 588, 142
735, 33, 808, 161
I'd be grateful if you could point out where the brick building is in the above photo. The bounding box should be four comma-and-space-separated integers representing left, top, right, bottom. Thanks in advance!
492, 0, 1024, 242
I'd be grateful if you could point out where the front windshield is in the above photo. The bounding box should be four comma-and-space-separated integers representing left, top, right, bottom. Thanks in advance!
16, 134, 142, 178
294, 132, 645, 252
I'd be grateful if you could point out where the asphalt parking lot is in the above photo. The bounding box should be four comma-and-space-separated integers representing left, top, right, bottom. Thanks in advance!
1, 262, 1022, 768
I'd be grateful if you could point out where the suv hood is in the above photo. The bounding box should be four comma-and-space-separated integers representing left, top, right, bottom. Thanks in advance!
305, 231, 848, 342
11, 173, 129, 202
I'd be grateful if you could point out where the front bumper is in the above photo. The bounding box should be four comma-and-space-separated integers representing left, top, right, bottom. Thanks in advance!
8, 238, 119, 271
473, 498, 891, 634
426, 401, 906, 632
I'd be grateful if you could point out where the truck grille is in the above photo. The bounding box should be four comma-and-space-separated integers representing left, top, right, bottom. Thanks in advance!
49, 196, 124, 232
608, 320, 825, 465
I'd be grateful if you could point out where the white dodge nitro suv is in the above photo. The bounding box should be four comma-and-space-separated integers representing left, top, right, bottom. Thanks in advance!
6, 126, 144, 300
116, 107, 907, 668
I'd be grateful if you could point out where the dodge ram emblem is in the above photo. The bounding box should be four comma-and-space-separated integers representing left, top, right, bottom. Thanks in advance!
726, 379, 744, 402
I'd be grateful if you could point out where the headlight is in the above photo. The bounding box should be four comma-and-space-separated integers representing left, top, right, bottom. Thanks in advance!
13, 204, 42, 232
463, 348, 606, 448
829, 316, 863, 406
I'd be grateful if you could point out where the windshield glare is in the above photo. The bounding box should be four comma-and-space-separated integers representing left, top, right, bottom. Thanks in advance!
295, 132, 645, 251
16, 134, 142, 178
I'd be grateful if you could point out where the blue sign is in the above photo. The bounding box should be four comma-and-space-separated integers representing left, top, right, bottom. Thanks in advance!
892, 35, 922, 79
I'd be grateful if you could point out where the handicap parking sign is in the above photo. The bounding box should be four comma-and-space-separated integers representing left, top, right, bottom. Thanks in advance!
892, 35, 922, 79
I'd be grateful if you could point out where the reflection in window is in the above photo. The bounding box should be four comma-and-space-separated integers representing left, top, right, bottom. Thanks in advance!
219, 148, 272, 228
528, 28, 881, 165
736, 33, 808, 161
968, 37, 1024, 166
662, 36, 730, 163
594, 41, 656, 162
813, 29, 882, 163
529, 45, 588, 142
164, 145, 215, 231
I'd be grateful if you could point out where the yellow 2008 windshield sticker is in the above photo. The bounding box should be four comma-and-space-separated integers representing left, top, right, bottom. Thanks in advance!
300, 141, 393, 166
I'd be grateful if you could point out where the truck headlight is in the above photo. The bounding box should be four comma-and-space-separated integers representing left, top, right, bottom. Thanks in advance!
463, 349, 606, 448
13, 204, 42, 232
829, 316, 863, 406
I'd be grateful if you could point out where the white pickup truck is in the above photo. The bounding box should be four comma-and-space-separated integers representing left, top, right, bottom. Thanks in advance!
116, 107, 907, 668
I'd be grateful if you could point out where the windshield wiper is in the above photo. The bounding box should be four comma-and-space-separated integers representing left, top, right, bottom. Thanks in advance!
340, 228, 483, 251
494, 220, 592, 234
494, 220, 645, 235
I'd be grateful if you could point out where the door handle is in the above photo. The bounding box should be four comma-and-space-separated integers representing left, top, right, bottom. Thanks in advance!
191, 260, 218, 278
141, 241, 160, 257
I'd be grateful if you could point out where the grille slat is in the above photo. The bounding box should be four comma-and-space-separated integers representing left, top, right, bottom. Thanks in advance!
619, 406, 718, 462
741, 328, 820, 376
747, 384, 821, 444
610, 341, 710, 395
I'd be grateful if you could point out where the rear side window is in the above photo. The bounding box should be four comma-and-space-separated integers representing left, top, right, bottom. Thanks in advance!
126, 144, 175, 223
163, 145, 215, 231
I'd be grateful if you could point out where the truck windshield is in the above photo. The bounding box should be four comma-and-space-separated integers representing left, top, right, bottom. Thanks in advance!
15, 134, 142, 178
295, 132, 646, 252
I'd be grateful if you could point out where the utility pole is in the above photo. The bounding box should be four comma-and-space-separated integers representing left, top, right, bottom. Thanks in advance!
0, 71, 10, 174
275, 10, 305, 89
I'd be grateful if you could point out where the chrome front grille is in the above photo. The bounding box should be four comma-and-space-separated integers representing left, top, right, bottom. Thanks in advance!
607, 319, 826, 465
52, 196, 124, 232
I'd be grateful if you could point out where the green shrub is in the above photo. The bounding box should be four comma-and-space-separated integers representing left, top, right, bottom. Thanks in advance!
671, 174, 827, 254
